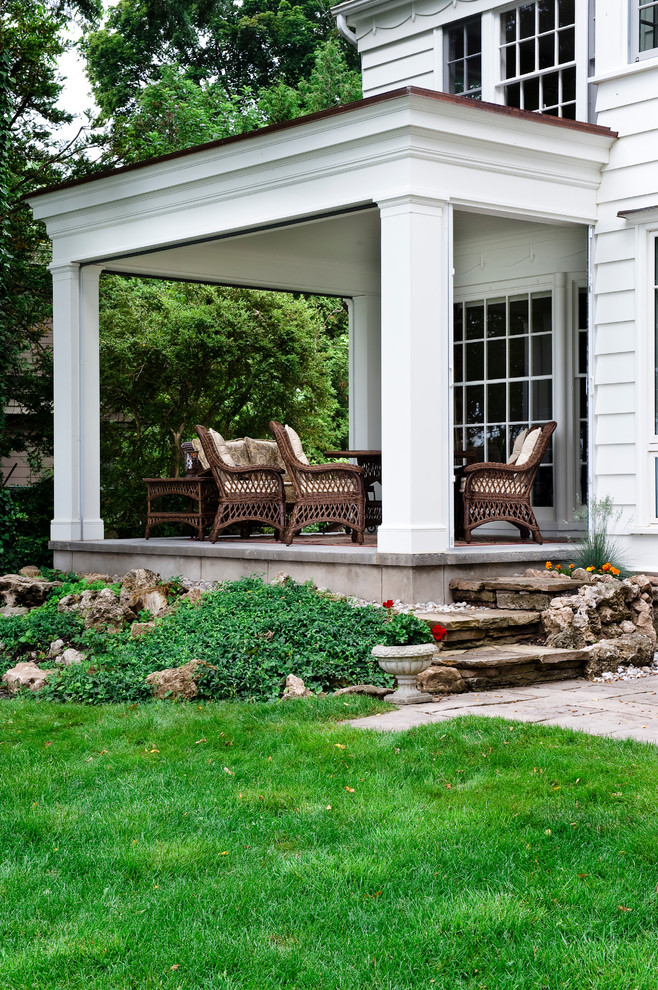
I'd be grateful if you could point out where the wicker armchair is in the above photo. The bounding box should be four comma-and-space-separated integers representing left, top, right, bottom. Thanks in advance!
269, 421, 366, 545
195, 425, 286, 542
462, 421, 557, 544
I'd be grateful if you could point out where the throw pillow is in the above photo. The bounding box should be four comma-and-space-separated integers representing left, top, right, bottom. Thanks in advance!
245, 437, 287, 473
507, 428, 529, 465
208, 428, 236, 466
284, 424, 309, 464
225, 439, 249, 466
515, 427, 542, 466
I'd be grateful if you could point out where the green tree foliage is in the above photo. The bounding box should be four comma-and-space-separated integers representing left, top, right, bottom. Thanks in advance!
101, 39, 361, 164
0, 0, 101, 472
99, 276, 348, 535
83, 0, 358, 122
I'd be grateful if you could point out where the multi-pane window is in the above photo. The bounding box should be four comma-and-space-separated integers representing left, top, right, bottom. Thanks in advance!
445, 16, 482, 99
500, 0, 576, 119
576, 288, 588, 506
638, 0, 658, 55
453, 292, 554, 506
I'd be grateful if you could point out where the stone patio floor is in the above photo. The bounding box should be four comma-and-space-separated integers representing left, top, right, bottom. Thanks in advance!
349, 675, 658, 745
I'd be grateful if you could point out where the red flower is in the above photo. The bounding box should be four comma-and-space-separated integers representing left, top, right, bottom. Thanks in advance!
431, 624, 447, 642
382, 600, 395, 609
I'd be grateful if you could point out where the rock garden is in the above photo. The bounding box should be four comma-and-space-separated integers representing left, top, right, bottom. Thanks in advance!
1, 562, 658, 704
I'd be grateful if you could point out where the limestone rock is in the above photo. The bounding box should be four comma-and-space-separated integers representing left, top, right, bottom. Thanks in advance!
281, 674, 313, 699
333, 684, 392, 698
84, 588, 134, 632
18, 566, 42, 579
416, 664, 466, 694
122, 585, 170, 618
2, 662, 54, 693
56, 648, 86, 666
180, 587, 204, 606
0, 574, 61, 608
1, 605, 29, 617
80, 573, 113, 583
48, 639, 65, 657
120, 568, 161, 592
584, 634, 653, 678
146, 659, 216, 700
270, 571, 291, 586
130, 621, 156, 638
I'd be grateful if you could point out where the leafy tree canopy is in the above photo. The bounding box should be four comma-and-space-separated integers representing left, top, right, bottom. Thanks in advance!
106, 39, 361, 163
83, 0, 358, 121
0, 0, 102, 470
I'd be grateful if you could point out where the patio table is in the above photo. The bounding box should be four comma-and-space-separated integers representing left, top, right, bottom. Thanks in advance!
144, 476, 218, 540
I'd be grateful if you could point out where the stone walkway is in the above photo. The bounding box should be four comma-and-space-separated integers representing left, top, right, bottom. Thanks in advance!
350, 675, 658, 745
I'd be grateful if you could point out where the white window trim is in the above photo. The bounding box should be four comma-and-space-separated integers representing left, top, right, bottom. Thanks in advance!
630, 0, 658, 62
629, 223, 658, 528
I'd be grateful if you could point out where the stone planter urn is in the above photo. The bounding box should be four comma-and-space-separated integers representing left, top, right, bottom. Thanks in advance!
371, 642, 436, 705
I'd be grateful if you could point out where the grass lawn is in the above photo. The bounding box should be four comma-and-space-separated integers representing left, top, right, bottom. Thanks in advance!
1, 696, 657, 990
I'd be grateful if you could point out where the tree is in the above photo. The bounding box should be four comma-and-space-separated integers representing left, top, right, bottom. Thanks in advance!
99, 276, 348, 535
0, 0, 102, 473
83, 0, 358, 122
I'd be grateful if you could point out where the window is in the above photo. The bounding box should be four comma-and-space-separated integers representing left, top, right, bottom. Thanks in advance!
445, 16, 482, 99
500, 0, 576, 119
576, 287, 588, 506
453, 291, 554, 506
637, 0, 658, 57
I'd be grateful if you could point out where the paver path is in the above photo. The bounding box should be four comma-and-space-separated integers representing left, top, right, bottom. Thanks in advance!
350, 675, 658, 744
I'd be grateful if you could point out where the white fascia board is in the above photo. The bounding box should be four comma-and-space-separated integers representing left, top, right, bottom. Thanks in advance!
29, 91, 614, 265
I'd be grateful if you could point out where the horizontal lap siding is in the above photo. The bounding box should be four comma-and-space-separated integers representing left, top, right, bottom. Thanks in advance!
362, 33, 435, 96
593, 68, 658, 534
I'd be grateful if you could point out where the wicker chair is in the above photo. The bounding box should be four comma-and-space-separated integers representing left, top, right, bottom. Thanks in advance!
462, 421, 557, 544
195, 425, 286, 542
269, 421, 366, 545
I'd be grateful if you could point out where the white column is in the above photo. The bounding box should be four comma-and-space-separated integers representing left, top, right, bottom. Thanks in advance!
80, 266, 104, 539
49, 263, 104, 541
348, 294, 381, 449
376, 195, 452, 554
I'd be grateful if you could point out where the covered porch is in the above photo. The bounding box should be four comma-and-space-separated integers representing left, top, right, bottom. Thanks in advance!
28, 87, 616, 590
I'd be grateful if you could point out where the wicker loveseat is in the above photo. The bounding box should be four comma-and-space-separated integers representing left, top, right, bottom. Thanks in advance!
462, 421, 557, 544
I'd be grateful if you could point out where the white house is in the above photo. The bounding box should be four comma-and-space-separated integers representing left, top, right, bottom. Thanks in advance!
26, 0, 658, 594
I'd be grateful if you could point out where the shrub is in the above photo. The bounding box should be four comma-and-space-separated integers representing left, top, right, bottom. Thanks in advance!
39, 577, 395, 704
377, 611, 434, 646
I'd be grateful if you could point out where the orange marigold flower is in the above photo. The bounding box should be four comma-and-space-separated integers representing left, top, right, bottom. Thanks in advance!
611, 567, 620, 576
555, 564, 562, 570
586, 566, 595, 572
602, 563, 611, 572
568, 563, 575, 569
545, 561, 552, 569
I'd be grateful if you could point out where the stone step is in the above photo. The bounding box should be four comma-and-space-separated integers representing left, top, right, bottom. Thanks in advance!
450, 575, 579, 611
419, 644, 588, 693
416, 608, 541, 647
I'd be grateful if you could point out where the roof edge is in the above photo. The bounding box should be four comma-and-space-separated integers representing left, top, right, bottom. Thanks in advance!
27, 87, 617, 202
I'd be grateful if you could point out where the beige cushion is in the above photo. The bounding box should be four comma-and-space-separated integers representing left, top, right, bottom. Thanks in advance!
208, 428, 236, 466
507, 428, 529, 465
515, 427, 542, 466
284, 424, 309, 464
245, 437, 286, 473
224, 439, 249, 466
192, 437, 209, 471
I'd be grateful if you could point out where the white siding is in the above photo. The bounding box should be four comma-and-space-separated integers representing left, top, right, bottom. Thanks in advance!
592, 60, 658, 555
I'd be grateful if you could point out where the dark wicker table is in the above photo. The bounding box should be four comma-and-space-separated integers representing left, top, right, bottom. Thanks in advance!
324, 449, 382, 529
144, 476, 218, 540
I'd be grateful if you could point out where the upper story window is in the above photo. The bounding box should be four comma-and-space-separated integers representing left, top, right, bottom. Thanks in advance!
445, 16, 482, 99
635, 0, 658, 58
499, 0, 576, 119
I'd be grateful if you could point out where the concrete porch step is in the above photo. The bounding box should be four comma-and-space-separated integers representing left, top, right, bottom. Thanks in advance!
416, 607, 542, 647
422, 643, 588, 692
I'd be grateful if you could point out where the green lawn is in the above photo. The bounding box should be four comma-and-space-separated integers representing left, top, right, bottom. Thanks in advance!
1, 696, 656, 990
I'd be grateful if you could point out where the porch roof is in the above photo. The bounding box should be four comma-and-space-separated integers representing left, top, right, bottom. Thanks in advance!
29, 87, 616, 296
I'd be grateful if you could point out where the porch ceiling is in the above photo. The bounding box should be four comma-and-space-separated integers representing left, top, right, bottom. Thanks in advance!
101, 208, 382, 297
